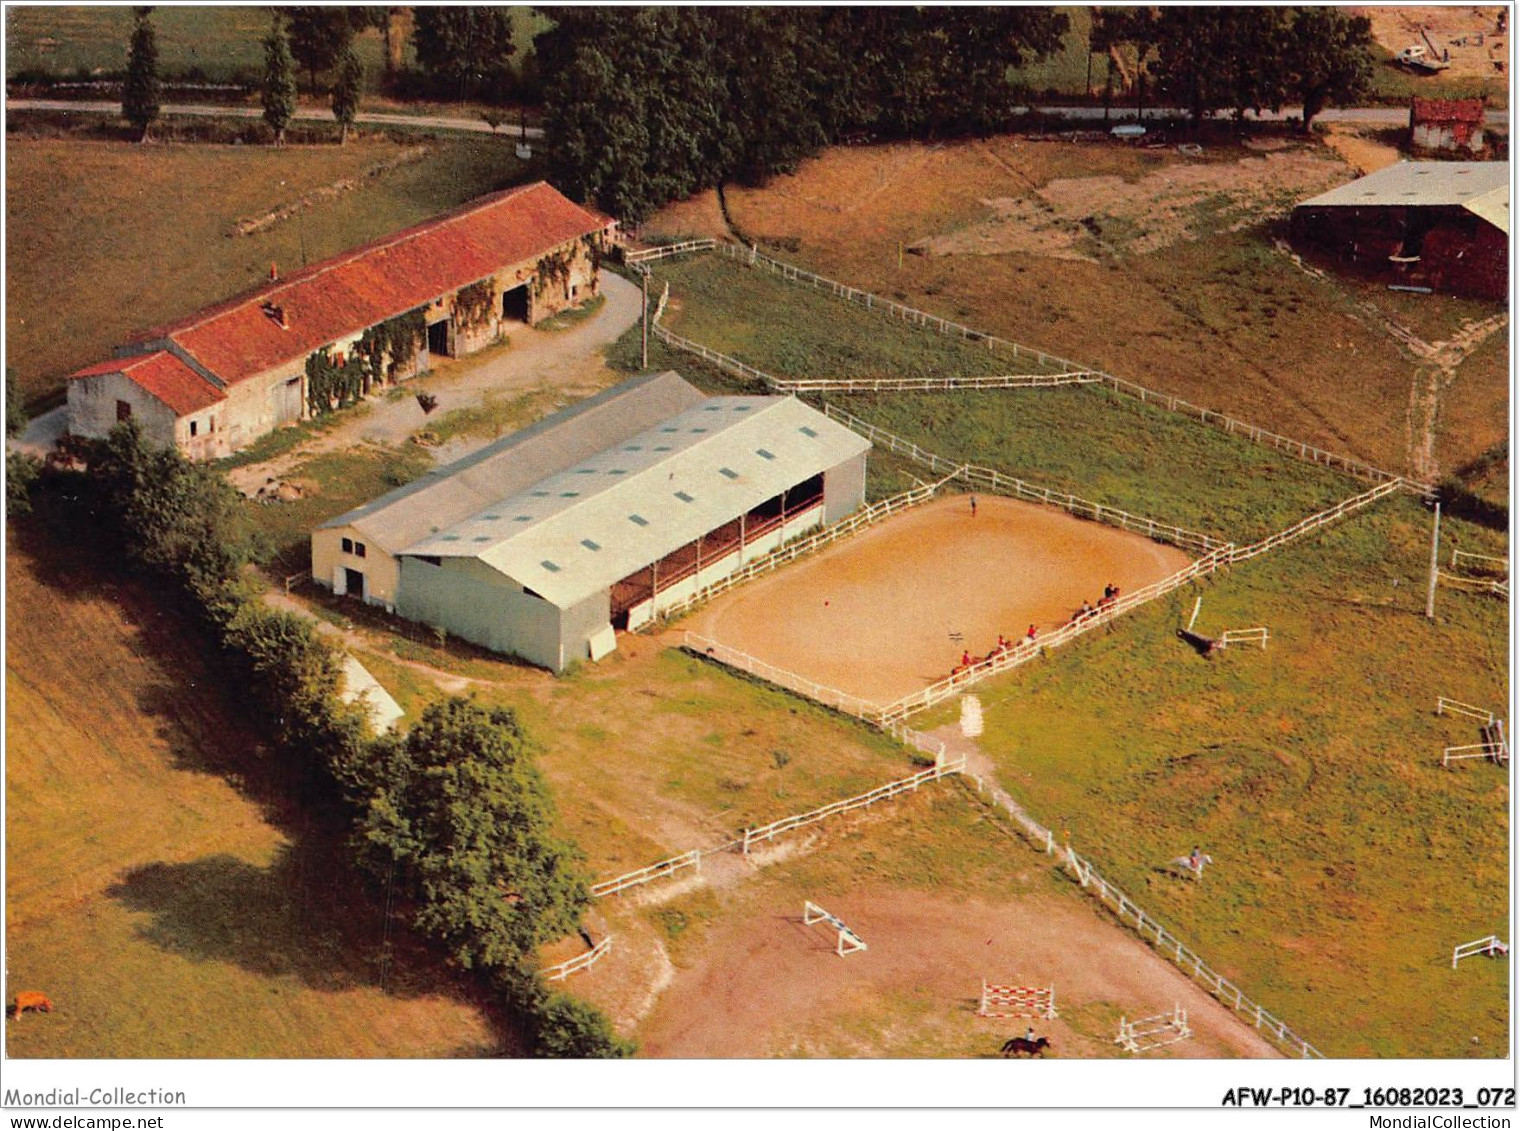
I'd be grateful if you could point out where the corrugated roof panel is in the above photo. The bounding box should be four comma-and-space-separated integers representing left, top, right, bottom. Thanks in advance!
401, 397, 871, 609
1297, 161, 1509, 210
320, 372, 706, 552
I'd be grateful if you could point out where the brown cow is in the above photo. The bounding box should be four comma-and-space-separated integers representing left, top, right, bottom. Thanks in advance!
9, 991, 53, 1019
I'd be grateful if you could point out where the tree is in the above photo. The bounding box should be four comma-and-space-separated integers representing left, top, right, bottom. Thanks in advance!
286, 7, 351, 92
7, 451, 40, 519
122, 6, 161, 142
413, 7, 516, 100
85, 420, 260, 601
332, 41, 364, 143
532, 993, 636, 1058
1152, 7, 1289, 124
262, 14, 298, 145
6, 366, 28, 438
355, 699, 590, 971
1280, 7, 1374, 132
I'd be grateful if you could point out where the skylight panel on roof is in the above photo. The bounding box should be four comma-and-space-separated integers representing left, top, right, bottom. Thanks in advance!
514, 515, 532, 522
719, 467, 739, 479
799, 426, 819, 438
624, 444, 643, 452
541, 560, 561, 573
530, 490, 550, 497
629, 514, 649, 526
582, 539, 601, 551
733, 404, 752, 412
757, 448, 775, 460
691, 427, 708, 433
675, 490, 694, 503
560, 491, 580, 498
655, 445, 673, 452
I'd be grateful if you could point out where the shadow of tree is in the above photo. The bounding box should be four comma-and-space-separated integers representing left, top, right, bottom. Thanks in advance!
13, 502, 529, 1053
109, 848, 428, 999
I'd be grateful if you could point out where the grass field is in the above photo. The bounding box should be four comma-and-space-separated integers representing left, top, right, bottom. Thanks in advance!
6, 135, 525, 403
645, 253, 1360, 541
5, 510, 504, 1057
648, 136, 1507, 481
332, 637, 919, 879
912, 497, 1508, 1058
4, 6, 551, 88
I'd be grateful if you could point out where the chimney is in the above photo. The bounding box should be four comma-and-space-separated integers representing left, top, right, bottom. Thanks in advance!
270, 261, 279, 281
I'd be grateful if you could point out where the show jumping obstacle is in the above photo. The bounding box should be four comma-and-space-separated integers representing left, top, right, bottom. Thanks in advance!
1116, 1005, 1192, 1053
803, 901, 868, 957
1452, 936, 1509, 969
978, 980, 1058, 1020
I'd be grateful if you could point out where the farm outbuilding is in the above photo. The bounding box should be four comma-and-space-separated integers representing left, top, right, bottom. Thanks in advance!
1410, 96, 1488, 155
1291, 161, 1508, 300
66, 182, 609, 460
315, 373, 871, 671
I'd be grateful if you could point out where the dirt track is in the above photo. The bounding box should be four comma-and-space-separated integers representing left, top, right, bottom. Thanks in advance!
687, 495, 1193, 706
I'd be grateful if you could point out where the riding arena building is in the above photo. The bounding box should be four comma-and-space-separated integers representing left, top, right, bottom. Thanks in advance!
313, 372, 871, 671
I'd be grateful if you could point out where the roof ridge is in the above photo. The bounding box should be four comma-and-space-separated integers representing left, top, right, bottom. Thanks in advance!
405, 396, 808, 565
157, 182, 558, 344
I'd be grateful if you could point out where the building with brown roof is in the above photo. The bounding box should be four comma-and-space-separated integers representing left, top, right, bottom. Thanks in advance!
66, 182, 610, 460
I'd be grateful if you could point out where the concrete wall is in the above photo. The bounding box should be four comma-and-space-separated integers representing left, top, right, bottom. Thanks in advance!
822, 451, 868, 523
67, 372, 180, 447
396, 555, 610, 672
312, 527, 401, 611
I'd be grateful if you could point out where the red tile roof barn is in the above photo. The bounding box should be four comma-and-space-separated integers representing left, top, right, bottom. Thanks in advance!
70, 350, 225, 415
1411, 97, 1486, 124
114, 182, 603, 388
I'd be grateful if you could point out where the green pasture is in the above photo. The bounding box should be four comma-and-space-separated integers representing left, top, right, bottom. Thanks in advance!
914, 497, 1508, 1057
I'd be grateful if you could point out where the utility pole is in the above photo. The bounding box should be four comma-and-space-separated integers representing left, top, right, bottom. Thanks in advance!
640, 271, 649, 370
1425, 500, 1442, 619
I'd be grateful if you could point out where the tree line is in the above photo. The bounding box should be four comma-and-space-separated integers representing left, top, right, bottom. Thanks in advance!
17, 425, 633, 1057
535, 5, 1374, 222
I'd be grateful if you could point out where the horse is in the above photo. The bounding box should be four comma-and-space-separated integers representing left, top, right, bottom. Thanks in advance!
1000, 1035, 1050, 1057
9, 992, 53, 1019
1167, 853, 1213, 880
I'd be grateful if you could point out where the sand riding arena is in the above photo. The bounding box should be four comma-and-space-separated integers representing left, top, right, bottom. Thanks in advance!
685, 494, 1193, 707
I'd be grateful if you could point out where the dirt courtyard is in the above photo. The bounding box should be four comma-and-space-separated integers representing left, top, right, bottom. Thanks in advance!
630, 886, 1280, 1059
686, 495, 1193, 706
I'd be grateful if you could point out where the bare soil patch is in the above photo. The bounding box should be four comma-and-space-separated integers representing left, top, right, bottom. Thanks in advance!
914, 150, 1347, 260
1356, 5, 1507, 80
631, 884, 1278, 1058
686, 495, 1192, 706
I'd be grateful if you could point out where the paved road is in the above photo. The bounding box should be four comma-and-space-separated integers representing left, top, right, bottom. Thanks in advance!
1014, 104, 1510, 127
227, 268, 642, 493
11, 98, 1510, 136
6, 98, 543, 138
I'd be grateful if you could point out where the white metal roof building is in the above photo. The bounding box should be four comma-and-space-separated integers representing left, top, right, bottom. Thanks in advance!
1292, 161, 1509, 301
318, 374, 871, 672
1297, 161, 1508, 232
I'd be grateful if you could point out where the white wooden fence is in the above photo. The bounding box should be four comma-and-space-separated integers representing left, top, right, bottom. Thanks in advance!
544, 935, 614, 981
1437, 697, 1496, 725
1436, 570, 1509, 598
958, 772, 1322, 1058
1220, 627, 1269, 649
624, 238, 719, 265
1452, 935, 1508, 968
1227, 479, 1406, 563
711, 241, 1422, 492
1441, 742, 1509, 768
822, 404, 1230, 556
683, 632, 885, 721
769, 372, 1099, 393
645, 471, 954, 627
877, 546, 1235, 723
1451, 549, 1508, 575
590, 849, 705, 899
738, 756, 968, 853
